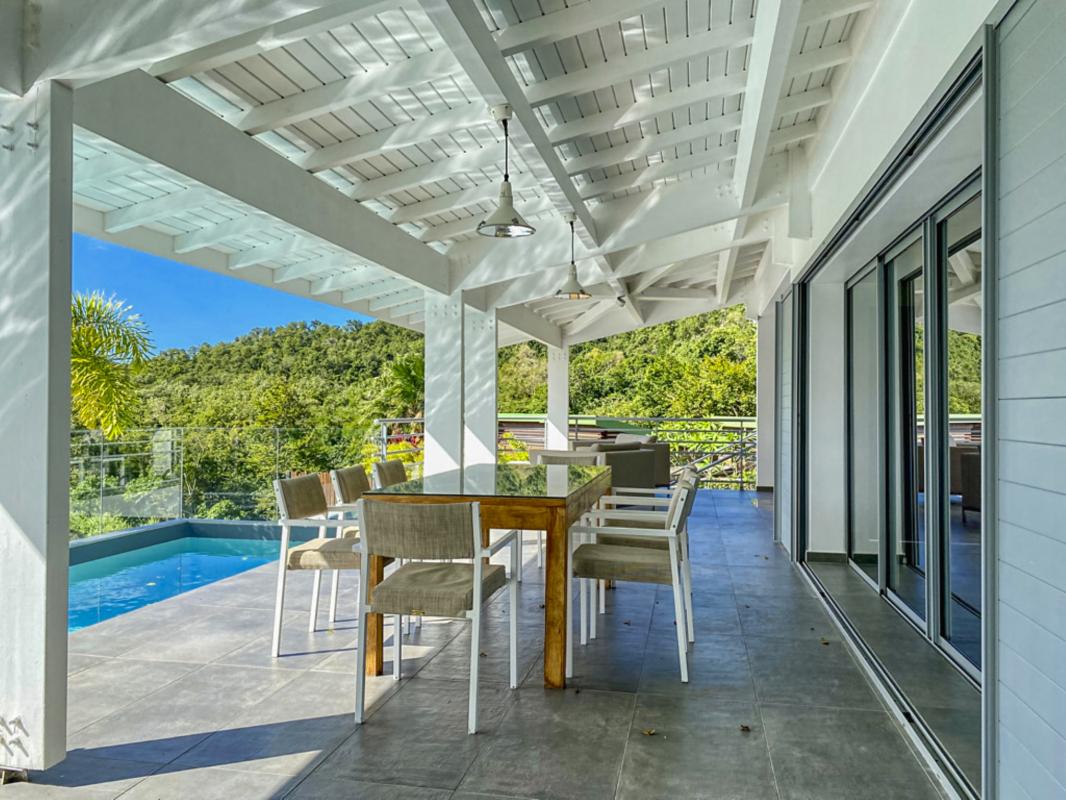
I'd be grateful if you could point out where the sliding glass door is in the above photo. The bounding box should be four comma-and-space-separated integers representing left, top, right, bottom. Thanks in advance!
846, 266, 881, 584
887, 236, 928, 622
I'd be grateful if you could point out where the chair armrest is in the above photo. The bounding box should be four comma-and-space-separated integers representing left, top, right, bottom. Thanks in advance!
591, 509, 667, 522
599, 495, 671, 507
609, 486, 672, 496
484, 528, 520, 557
280, 517, 352, 529
327, 503, 361, 513
571, 525, 675, 539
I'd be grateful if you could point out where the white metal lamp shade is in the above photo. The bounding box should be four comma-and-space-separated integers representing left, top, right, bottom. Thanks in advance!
555, 263, 591, 300
477, 179, 535, 238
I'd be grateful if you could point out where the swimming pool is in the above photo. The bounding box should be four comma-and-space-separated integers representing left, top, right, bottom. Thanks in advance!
69, 536, 279, 631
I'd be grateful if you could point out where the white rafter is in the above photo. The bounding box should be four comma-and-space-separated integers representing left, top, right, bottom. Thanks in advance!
299, 103, 486, 173
494, 0, 661, 57
227, 48, 458, 135
348, 143, 505, 201
103, 187, 214, 233
718, 0, 804, 306
148, 0, 398, 82
525, 20, 756, 108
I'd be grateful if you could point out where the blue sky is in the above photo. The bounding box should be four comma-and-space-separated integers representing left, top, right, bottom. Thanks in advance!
73, 234, 369, 352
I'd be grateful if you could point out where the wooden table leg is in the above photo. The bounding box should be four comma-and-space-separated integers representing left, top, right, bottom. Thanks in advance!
543, 506, 568, 689
365, 554, 385, 677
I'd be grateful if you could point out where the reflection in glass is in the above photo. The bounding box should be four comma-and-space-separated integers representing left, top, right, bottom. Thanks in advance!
775, 295, 794, 546
942, 194, 982, 668
889, 239, 927, 620
847, 269, 880, 583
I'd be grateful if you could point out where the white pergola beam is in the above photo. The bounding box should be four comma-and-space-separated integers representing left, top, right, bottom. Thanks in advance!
369, 287, 425, 311
276, 254, 357, 285
497, 305, 564, 347
229, 48, 458, 135
349, 143, 504, 201
343, 279, 409, 304
103, 186, 213, 232
720, 0, 803, 306
174, 214, 272, 253
580, 144, 738, 200
73, 153, 140, 187
420, 0, 598, 243
149, 0, 397, 82
548, 73, 747, 147
565, 111, 743, 176
390, 171, 538, 224
787, 42, 851, 80
638, 287, 716, 301
526, 21, 755, 108
75, 70, 449, 293
495, 0, 660, 57
949, 249, 977, 285
228, 236, 315, 269
799, 0, 875, 28
565, 299, 616, 337
300, 102, 484, 172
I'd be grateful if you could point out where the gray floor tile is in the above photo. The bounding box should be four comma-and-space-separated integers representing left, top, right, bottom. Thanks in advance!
458, 688, 634, 800
735, 593, 840, 641
21, 751, 153, 796
67, 664, 299, 765
66, 658, 199, 735
727, 565, 812, 598
117, 764, 300, 799
617, 696, 777, 800
761, 704, 942, 800
640, 632, 756, 701
310, 679, 513, 790
170, 670, 396, 777
745, 636, 879, 710
285, 774, 453, 799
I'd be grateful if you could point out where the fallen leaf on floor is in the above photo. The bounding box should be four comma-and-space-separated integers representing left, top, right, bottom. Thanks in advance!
480, 651, 488, 657
820, 639, 830, 646
739, 724, 752, 733
539, 603, 545, 609
642, 728, 657, 736
574, 688, 581, 694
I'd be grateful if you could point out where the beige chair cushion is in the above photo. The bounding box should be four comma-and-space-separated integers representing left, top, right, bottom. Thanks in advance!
615, 433, 657, 445
572, 543, 673, 584
598, 531, 668, 550
370, 562, 506, 618
287, 537, 361, 570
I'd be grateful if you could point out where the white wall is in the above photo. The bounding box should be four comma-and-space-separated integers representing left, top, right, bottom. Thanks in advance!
794, 0, 999, 279
0, 82, 73, 770
993, 2, 1066, 797
756, 311, 775, 489
805, 282, 846, 556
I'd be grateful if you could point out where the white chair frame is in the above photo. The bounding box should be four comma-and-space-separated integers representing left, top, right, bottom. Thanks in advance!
271, 478, 362, 658
353, 501, 520, 734
566, 486, 693, 683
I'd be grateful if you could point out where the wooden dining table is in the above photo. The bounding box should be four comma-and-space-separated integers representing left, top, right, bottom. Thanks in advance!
362, 462, 611, 689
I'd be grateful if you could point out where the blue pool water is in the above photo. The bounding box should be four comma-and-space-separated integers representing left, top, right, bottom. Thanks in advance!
69, 537, 278, 631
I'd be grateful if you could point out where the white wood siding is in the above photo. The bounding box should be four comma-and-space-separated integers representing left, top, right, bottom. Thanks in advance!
995, 1, 1066, 796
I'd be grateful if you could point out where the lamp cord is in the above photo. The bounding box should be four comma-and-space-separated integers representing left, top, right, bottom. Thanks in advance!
570, 219, 575, 266
502, 118, 510, 182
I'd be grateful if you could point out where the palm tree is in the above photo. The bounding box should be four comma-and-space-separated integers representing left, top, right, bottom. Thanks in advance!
386, 352, 424, 418
71, 292, 153, 439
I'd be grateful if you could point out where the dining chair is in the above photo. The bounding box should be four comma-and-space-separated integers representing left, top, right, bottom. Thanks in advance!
525, 451, 605, 582
372, 459, 408, 489
592, 468, 699, 642
271, 474, 371, 657
566, 481, 694, 682
354, 499, 519, 733
318, 465, 372, 629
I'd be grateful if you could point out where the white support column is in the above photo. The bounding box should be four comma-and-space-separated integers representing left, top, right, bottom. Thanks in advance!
0, 82, 73, 771
546, 345, 570, 449
755, 310, 776, 491
463, 306, 498, 467
424, 294, 464, 475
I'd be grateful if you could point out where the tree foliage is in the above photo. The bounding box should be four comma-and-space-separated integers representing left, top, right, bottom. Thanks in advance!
71, 292, 153, 438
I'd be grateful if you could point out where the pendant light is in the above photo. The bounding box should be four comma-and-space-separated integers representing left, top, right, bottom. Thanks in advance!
555, 213, 591, 299
477, 104, 535, 238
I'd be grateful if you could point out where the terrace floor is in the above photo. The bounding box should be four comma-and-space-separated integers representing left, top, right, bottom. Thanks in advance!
8, 491, 946, 799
